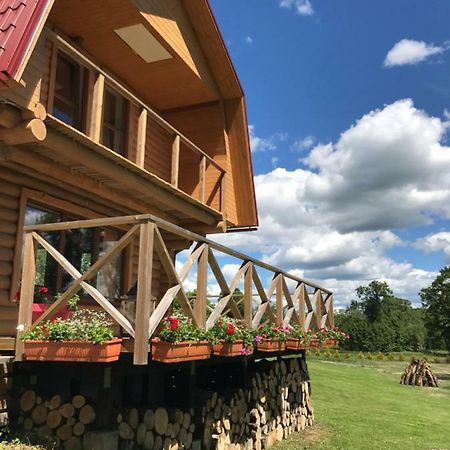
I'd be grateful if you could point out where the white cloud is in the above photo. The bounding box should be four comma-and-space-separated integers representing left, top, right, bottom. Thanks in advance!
271, 156, 279, 168
215, 99, 449, 306
444, 109, 450, 120
280, 0, 314, 16
384, 39, 445, 67
245, 36, 253, 44
248, 125, 287, 153
291, 135, 315, 152
415, 232, 450, 257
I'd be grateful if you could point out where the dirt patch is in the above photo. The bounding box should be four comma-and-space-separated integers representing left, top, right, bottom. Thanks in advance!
272, 423, 331, 449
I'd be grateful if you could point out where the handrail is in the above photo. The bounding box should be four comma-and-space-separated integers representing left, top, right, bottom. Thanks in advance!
24, 213, 331, 294
45, 28, 225, 175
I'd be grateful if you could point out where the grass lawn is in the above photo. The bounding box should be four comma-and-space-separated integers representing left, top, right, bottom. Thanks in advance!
275, 356, 450, 450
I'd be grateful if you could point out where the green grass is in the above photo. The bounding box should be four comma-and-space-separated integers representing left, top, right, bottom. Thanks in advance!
275, 357, 450, 450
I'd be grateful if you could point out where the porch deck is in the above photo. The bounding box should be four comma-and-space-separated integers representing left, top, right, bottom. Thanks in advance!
14, 214, 334, 364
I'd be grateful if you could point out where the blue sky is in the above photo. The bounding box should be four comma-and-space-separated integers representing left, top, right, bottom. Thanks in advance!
204, 0, 450, 307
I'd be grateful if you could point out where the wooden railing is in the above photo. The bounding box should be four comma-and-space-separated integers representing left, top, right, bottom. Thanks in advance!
46, 29, 226, 212
16, 214, 333, 365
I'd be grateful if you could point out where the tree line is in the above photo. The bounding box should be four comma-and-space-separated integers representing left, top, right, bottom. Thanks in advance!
335, 267, 450, 353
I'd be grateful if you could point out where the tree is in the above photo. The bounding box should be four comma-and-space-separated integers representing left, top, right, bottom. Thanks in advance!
336, 281, 426, 352
420, 267, 450, 352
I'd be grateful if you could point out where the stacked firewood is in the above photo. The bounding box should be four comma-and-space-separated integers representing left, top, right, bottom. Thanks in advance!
202, 358, 313, 450
400, 359, 439, 387
117, 406, 195, 450
18, 390, 95, 449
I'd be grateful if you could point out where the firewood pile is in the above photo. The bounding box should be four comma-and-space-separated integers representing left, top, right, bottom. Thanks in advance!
400, 359, 439, 387
18, 390, 95, 449
202, 358, 313, 450
117, 406, 195, 450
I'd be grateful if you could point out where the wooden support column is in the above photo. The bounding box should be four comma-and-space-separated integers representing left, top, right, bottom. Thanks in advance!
15, 233, 35, 361
297, 283, 306, 331
313, 289, 323, 331
136, 108, 147, 168
243, 263, 253, 327
88, 73, 105, 142
276, 274, 283, 326
134, 221, 155, 365
328, 294, 334, 328
195, 245, 208, 329
199, 156, 206, 204
171, 134, 180, 188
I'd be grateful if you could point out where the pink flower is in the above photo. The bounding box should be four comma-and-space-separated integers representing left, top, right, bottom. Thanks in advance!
255, 335, 262, 344
39, 287, 49, 294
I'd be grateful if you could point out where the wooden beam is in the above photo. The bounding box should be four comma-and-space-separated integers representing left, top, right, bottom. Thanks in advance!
171, 134, 180, 188
15, 233, 35, 360
88, 73, 105, 142
134, 222, 154, 365
297, 283, 306, 331
0, 119, 46, 145
275, 274, 283, 326
136, 108, 147, 168
243, 263, 253, 327
194, 245, 208, 329
199, 156, 206, 204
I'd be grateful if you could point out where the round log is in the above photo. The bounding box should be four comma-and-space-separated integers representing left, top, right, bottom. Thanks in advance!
71, 395, 86, 409
47, 409, 62, 429
0, 118, 47, 145
57, 424, 73, 441
136, 422, 147, 446
20, 390, 36, 413
23, 417, 33, 431
73, 422, 85, 437
118, 422, 134, 440
143, 408, 155, 429
79, 404, 96, 425
31, 404, 48, 425
143, 430, 155, 450
65, 436, 82, 450
127, 407, 139, 429
154, 407, 169, 435
49, 394, 62, 410
60, 403, 75, 418
154, 435, 163, 450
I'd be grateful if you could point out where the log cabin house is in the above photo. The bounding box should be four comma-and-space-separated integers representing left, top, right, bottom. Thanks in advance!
0, 1, 334, 448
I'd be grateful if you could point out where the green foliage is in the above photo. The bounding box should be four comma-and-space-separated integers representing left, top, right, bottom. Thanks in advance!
158, 316, 207, 343
387, 353, 394, 361
376, 352, 385, 360
334, 350, 340, 359
21, 309, 114, 345
357, 351, 365, 359
398, 353, 405, 361
367, 352, 373, 360
420, 266, 450, 352
336, 280, 427, 352
256, 322, 290, 341
65, 294, 80, 312
206, 319, 255, 350
344, 352, 350, 359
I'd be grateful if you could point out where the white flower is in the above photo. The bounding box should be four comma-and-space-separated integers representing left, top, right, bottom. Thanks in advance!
16, 324, 25, 332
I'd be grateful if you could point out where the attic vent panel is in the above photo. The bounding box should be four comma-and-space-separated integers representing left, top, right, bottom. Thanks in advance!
114, 24, 172, 63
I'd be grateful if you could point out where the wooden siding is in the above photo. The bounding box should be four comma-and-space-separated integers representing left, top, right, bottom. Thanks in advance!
163, 103, 228, 219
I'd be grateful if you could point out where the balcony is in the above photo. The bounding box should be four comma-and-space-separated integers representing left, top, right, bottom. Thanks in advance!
15, 214, 334, 365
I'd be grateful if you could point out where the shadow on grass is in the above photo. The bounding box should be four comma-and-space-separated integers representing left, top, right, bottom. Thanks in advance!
272, 424, 331, 450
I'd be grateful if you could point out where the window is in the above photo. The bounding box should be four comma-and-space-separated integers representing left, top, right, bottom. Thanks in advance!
101, 88, 128, 155
25, 204, 122, 300
52, 52, 86, 130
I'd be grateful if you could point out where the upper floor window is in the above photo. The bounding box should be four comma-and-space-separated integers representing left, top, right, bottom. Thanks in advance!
52, 52, 86, 131
101, 88, 128, 156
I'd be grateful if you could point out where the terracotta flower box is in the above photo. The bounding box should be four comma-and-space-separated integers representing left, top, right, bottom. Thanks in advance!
308, 338, 321, 348
23, 338, 122, 363
324, 338, 337, 347
151, 339, 211, 363
256, 339, 286, 352
286, 338, 306, 350
212, 340, 248, 357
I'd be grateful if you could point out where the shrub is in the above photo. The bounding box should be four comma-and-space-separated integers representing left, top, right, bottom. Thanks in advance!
387, 353, 394, 361
376, 352, 385, 360
367, 352, 373, 360
433, 357, 441, 364
357, 351, 365, 359
398, 353, 405, 361
344, 352, 351, 359
334, 350, 340, 359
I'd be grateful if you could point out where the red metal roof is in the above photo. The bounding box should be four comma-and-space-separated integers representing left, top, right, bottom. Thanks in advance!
0, 0, 50, 84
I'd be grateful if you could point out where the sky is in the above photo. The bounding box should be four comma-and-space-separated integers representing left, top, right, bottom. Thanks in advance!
200, 0, 450, 308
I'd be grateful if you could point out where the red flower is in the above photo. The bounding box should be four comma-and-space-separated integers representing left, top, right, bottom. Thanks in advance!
39, 287, 49, 294
226, 322, 235, 335
14, 291, 20, 301
167, 316, 179, 331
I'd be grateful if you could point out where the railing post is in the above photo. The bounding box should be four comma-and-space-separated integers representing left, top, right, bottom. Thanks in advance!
171, 134, 180, 188
194, 244, 208, 329
136, 108, 147, 168
313, 289, 323, 331
199, 156, 206, 204
328, 294, 334, 328
134, 221, 155, 365
244, 263, 253, 327
88, 72, 105, 142
15, 232, 35, 361
298, 283, 306, 331
276, 274, 283, 326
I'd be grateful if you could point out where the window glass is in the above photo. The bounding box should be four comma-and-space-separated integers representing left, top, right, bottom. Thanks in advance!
52, 53, 84, 130
101, 88, 128, 155
25, 204, 122, 300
